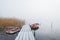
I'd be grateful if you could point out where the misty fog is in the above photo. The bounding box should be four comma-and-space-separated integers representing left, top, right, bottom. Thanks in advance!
0, 0, 60, 40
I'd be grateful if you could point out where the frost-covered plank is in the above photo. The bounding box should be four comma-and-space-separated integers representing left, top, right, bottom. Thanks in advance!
15, 25, 35, 40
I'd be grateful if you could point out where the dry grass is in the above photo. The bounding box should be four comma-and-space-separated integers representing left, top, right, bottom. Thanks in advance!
0, 18, 25, 30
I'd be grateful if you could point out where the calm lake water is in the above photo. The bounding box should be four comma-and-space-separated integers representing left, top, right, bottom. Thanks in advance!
0, 32, 18, 40
0, 30, 60, 40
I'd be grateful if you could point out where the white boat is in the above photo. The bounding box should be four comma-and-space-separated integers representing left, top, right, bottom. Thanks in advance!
6, 27, 20, 34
